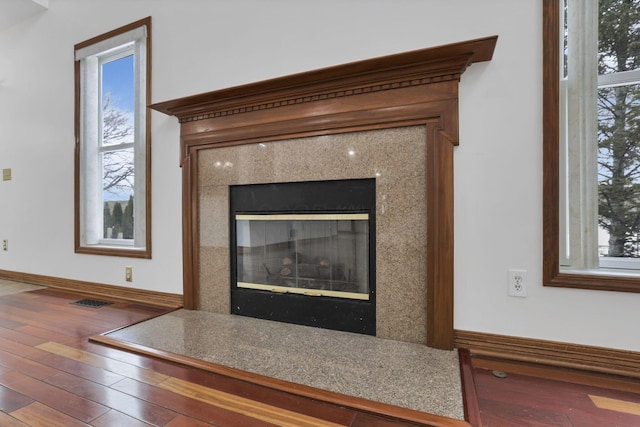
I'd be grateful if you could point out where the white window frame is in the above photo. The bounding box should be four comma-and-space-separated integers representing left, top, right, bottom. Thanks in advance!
75, 18, 151, 258
561, 0, 640, 273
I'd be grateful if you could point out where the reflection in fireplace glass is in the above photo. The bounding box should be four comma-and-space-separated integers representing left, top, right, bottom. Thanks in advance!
235, 214, 369, 300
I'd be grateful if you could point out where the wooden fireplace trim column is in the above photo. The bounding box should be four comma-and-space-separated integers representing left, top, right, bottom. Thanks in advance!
151, 36, 497, 350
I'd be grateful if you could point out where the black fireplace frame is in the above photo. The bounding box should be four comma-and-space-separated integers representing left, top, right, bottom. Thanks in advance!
229, 178, 376, 335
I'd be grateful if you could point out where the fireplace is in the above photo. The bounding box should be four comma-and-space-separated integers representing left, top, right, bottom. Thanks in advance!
150, 36, 497, 349
230, 179, 376, 334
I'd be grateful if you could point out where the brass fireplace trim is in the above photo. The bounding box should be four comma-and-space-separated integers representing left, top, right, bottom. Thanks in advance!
236, 283, 370, 301
151, 36, 497, 350
236, 213, 369, 221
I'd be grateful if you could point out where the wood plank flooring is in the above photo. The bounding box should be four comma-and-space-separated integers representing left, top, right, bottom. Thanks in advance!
461, 351, 640, 426
8, 286, 639, 426
0, 288, 462, 427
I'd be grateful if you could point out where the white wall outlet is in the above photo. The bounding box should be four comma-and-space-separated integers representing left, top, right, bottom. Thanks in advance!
2, 240, 7, 251
508, 269, 527, 297
125, 266, 132, 282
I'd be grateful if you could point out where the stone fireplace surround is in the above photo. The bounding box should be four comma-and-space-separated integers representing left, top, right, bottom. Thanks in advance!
200, 127, 427, 342
151, 36, 497, 350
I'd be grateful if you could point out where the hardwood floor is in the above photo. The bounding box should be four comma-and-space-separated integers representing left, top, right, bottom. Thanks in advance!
5, 286, 639, 427
0, 287, 462, 427
461, 350, 640, 426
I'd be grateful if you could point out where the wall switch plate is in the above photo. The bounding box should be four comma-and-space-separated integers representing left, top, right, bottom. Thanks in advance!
125, 266, 132, 282
2, 169, 11, 181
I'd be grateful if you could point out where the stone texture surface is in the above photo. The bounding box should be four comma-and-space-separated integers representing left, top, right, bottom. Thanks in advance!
198, 246, 229, 314
107, 310, 464, 420
198, 126, 428, 344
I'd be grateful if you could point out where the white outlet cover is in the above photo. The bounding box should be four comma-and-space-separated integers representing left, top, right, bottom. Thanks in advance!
508, 269, 527, 297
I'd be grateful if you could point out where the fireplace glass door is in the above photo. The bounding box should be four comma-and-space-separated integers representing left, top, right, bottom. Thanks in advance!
229, 178, 376, 334
236, 213, 369, 300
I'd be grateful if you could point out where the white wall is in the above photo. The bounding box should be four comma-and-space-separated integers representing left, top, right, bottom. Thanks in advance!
0, 0, 638, 352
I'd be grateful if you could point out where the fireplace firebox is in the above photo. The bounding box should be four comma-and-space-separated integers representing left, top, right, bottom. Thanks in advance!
230, 179, 376, 334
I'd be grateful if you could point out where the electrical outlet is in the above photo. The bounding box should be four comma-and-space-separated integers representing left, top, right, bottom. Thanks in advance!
2, 240, 7, 251
125, 266, 132, 282
508, 269, 527, 297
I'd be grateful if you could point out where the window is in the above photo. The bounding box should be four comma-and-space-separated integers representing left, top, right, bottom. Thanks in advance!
74, 17, 151, 258
544, 0, 640, 291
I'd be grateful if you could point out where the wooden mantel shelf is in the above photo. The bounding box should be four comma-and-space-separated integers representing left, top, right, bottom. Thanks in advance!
151, 36, 497, 122
152, 36, 497, 351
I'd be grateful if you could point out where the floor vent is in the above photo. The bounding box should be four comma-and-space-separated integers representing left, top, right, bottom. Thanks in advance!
71, 299, 113, 308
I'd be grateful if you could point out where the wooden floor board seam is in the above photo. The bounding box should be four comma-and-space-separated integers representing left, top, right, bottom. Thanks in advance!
158, 376, 346, 427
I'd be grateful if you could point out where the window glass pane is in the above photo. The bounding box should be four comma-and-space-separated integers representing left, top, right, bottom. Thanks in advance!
598, 83, 640, 257
598, 1, 640, 75
101, 54, 134, 147
101, 148, 134, 239
562, 0, 568, 78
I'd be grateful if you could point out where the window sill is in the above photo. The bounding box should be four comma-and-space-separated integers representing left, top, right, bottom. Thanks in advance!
75, 244, 150, 259
545, 270, 640, 293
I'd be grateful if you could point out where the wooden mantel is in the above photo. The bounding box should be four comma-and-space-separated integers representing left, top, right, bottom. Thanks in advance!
152, 36, 497, 350
152, 36, 496, 122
